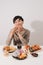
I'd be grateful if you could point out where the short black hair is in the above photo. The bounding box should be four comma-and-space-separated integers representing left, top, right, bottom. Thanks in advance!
13, 15, 24, 23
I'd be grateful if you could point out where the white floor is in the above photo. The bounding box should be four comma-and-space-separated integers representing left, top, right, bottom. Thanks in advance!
0, 46, 43, 65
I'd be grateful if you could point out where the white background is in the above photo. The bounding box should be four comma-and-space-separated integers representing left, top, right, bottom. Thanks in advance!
0, 0, 43, 45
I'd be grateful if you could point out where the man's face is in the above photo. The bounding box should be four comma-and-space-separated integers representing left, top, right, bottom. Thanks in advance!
14, 19, 24, 28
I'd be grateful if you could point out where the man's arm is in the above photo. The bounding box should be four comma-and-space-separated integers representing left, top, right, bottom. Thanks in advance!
6, 29, 15, 46
17, 30, 30, 45
6, 27, 18, 46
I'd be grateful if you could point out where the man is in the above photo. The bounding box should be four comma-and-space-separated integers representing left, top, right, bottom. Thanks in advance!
6, 15, 30, 49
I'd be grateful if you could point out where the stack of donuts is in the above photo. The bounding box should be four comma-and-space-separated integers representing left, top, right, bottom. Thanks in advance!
3, 44, 41, 59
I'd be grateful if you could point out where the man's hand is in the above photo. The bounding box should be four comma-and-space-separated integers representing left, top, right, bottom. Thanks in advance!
17, 32, 22, 39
